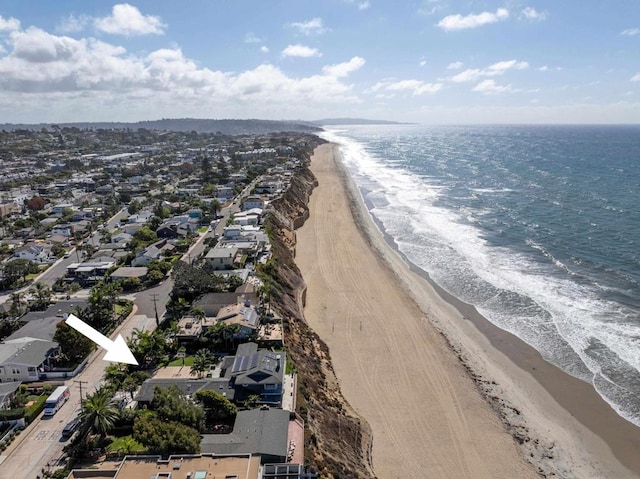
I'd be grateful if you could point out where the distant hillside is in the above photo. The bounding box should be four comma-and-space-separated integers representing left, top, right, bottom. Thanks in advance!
310, 118, 411, 126
0, 118, 323, 135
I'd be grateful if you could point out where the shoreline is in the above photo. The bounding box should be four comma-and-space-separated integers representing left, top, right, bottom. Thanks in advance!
296, 143, 640, 478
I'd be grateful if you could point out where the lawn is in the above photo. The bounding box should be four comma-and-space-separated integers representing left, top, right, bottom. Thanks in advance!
107, 435, 146, 454
198, 226, 209, 233
167, 355, 195, 367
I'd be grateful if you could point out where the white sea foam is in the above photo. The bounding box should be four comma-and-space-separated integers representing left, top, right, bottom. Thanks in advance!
320, 128, 640, 426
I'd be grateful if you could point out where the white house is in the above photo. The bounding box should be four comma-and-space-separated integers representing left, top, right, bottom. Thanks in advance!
242, 195, 264, 211
131, 245, 163, 266
51, 223, 74, 238
13, 244, 51, 264
0, 337, 59, 383
204, 246, 239, 270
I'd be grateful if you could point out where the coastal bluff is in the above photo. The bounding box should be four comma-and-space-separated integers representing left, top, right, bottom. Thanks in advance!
263, 137, 376, 479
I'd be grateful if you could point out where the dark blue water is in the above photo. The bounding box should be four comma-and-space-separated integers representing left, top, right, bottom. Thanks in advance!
320, 124, 640, 426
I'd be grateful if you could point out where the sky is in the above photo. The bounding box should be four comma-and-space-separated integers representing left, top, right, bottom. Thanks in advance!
0, 1, 639, 124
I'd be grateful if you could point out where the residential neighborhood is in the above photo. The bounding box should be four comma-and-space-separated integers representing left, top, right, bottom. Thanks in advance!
0, 126, 323, 479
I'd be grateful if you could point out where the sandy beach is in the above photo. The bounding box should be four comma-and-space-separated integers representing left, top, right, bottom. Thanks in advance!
295, 143, 640, 479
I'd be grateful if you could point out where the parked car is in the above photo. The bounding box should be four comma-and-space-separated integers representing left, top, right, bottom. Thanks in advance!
61, 417, 81, 438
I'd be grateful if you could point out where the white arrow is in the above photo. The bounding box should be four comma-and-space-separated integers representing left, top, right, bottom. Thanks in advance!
64, 313, 138, 365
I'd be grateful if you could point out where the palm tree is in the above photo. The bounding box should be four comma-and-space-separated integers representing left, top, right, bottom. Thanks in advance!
190, 349, 212, 379
8, 291, 26, 317
80, 389, 120, 439
103, 363, 128, 390
191, 306, 206, 326
29, 281, 51, 310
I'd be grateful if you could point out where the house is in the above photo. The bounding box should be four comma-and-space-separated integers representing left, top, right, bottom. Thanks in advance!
223, 224, 243, 239
204, 246, 238, 270
121, 223, 143, 235
127, 211, 154, 224
51, 203, 74, 216
221, 342, 284, 405
216, 186, 235, 202
193, 292, 259, 317
156, 224, 180, 239
66, 454, 264, 479
131, 245, 162, 266
242, 195, 265, 211
0, 382, 22, 410
51, 223, 74, 238
111, 232, 132, 245
136, 378, 236, 406
200, 409, 290, 463
0, 337, 59, 383
13, 243, 51, 264
66, 260, 115, 284
110, 267, 148, 282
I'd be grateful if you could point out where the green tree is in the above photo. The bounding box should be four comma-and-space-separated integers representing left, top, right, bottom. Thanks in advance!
133, 414, 201, 456
133, 226, 157, 243
103, 363, 129, 390
150, 386, 204, 431
8, 291, 26, 317
194, 389, 237, 424
29, 281, 51, 310
189, 348, 212, 379
80, 389, 120, 439
53, 321, 95, 363
127, 199, 141, 215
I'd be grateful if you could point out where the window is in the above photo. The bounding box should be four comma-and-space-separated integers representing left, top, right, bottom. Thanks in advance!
12, 368, 20, 375
28, 367, 37, 376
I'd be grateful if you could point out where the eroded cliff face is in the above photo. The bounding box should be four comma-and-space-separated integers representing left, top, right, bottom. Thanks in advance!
264, 140, 376, 479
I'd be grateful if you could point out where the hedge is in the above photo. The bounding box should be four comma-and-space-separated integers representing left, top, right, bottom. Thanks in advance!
24, 395, 47, 424
0, 408, 25, 421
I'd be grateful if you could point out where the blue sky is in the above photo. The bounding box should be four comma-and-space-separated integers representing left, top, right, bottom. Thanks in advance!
0, 1, 638, 124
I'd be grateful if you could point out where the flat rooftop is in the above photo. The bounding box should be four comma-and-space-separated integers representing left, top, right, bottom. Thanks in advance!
68, 454, 261, 479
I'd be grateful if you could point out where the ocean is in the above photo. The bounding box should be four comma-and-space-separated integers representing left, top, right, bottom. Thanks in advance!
319, 124, 640, 428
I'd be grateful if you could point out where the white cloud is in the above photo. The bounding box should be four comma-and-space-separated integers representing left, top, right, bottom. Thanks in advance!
358, 1, 371, 10
289, 18, 328, 36
621, 28, 640, 36
420, 58, 427, 67
260, 46, 269, 53
56, 14, 91, 34
281, 44, 321, 58
322, 56, 365, 77
631, 73, 640, 82
0, 28, 364, 118
437, 8, 509, 31
371, 79, 442, 95
472, 79, 512, 94
447, 61, 463, 70
244, 32, 263, 43
452, 59, 528, 82
0, 15, 21, 32
520, 7, 547, 21
538, 65, 549, 71
94, 3, 166, 36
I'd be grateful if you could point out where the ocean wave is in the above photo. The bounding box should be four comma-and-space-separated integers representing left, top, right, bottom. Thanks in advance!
321, 127, 640, 427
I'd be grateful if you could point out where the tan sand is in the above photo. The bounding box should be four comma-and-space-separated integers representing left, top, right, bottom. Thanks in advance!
296, 143, 639, 479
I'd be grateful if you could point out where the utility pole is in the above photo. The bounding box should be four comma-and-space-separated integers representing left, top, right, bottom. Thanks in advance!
150, 293, 160, 327
73, 379, 89, 402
